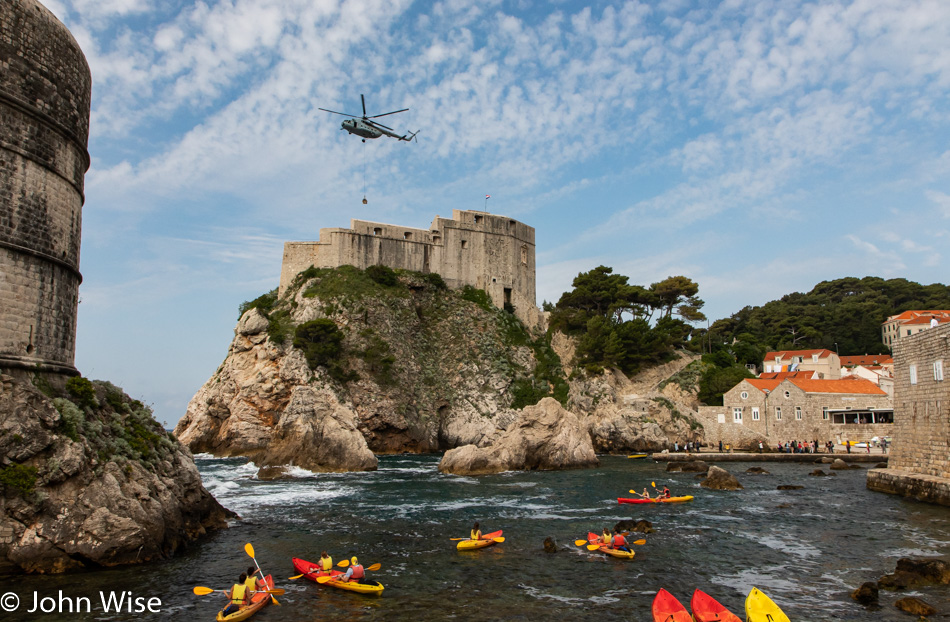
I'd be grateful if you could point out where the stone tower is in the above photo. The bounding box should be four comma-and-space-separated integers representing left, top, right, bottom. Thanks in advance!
0, 0, 91, 376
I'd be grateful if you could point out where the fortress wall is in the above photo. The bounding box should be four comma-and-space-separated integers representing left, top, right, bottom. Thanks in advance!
887, 324, 950, 478
279, 209, 538, 326
0, 0, 91, 375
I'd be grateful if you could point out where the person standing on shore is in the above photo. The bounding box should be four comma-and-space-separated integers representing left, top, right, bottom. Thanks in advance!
846, 439, 851, 454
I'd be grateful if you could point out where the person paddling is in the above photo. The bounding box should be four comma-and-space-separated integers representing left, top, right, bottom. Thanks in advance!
662, 486, 671, 499
601, 527, 611, 547
470, 522, 482, 541
244, 566, 259, 594
639, 488, 651, 499
612, 529, 631, 552
340, 556, 366, 584
221, 572, 248, 616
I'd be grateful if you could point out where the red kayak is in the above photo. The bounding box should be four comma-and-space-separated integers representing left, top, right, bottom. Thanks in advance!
691, 589, 742, 622
652, 588, 691, 622
618, 495, 693, 504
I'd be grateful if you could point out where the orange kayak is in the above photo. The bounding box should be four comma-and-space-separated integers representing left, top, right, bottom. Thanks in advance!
691, 589, 741, 622
652, 588, 691, 622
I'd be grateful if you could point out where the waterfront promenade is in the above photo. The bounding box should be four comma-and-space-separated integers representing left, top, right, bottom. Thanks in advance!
651, 451, 886, 463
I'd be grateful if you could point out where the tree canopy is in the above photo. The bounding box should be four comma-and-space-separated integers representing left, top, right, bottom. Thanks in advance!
549, 266, 705, 375
706, 276, 950, 357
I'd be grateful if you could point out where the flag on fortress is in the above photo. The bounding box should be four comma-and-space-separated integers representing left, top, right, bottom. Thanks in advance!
485, 194, 491, 199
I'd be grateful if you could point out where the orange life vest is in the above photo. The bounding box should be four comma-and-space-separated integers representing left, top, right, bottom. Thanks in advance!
612, 534, 626, 547
350, 564, 365, 580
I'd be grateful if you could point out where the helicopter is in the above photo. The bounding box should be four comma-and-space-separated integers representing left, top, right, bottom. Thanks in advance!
319, 94, 418, 143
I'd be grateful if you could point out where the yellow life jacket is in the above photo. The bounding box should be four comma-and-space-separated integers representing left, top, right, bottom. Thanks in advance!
471, 529, 481, 540
320, 556, 333, 571
244, 575, 258, 593
230, 583, 247, 605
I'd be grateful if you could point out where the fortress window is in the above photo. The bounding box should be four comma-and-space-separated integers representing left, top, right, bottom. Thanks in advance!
474, 215, 483, 224
404, 232, 412, 240
461, 240, 468, 249
373, 227, 382, 236
521, 245, 527, 265
432, 235, 441, 243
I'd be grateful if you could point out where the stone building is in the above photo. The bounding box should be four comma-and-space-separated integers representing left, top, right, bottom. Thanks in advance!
280, 209, 539, 326
867, 323, 950, 506
697, 376, 892, 448
0, 0, 91, 377
762, 349, 841, 378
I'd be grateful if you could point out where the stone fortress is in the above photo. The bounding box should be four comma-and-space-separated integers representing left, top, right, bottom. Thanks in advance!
0, 0, 91, 378
280, 209, 541, 326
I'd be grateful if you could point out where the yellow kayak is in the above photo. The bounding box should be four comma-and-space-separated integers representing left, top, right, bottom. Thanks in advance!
457, 530, 503, 550
745, 587, 790, 622
216, 575, 273, 622
627, 454, 648, 459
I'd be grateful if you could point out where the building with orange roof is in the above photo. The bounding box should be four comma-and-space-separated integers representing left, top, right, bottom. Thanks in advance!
882, 310, 950, 348
697, 376, 892, 447
758, 371, 818, 381
762, 349, 841, 379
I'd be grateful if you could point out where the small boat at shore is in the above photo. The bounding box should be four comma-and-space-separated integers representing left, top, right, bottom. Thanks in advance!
745, 587, 789, 622
691, 588, 741, 622
216, 575, 274, 622
652, 588, 691, 622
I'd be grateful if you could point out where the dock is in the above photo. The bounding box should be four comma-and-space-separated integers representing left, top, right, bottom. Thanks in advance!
649, 452, 886, 464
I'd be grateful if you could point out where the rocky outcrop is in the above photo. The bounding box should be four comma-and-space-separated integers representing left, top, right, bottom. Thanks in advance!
894, 597, 937, 616
851, 581, 878, 605
438, 398, 599, 475
700, 466, 743, 490
0, 374, 230, 574
829, 459, 850, 470
615, 519, 655, 534
256, 387, 376, 472
879, 558, 950, 590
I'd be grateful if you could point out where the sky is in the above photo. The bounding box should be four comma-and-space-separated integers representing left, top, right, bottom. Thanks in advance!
42, 0, 950, 427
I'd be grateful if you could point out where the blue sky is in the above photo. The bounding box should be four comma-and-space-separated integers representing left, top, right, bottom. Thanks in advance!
46, 0, 950, 427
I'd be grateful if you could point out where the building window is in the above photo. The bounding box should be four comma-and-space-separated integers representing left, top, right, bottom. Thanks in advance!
461, 240, 468, 249
752, 407, 760, 421
775, 407, 782, 420
910, 364, 917, 385
404, 232, 412, 240
740, 391, 749, 400
812, 354, 819, 362
373, 227, 381, 236
935, 360, 944, 382
521, 245, 528, 265
784, 391, 790, 398
795, 406, 802, 420
733, 407, 743, 423
432, 235, 441, 243
907, 329, 912, 336
822, 407, 829, 420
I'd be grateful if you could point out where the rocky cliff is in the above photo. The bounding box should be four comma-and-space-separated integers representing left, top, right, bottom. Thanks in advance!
0, 373, 230, 574
176, 266, 706, 471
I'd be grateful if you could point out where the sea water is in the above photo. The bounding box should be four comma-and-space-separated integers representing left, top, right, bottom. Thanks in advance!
7, 455, 950, 621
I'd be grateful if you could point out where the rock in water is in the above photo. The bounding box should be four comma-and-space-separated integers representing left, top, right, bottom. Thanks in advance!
850, 582, 878, 605
615, 519, 655, 534
679, 460, 709, 473
746, 467, 770, 475
257, 387, 377, 472
894, 597, 937, 616
700, 466, 743, 490
438, 398, 599, 475
829, 459, 850, 470
879, 558, 950, 589
0, 374, 230, 574
543, 537, 557, 553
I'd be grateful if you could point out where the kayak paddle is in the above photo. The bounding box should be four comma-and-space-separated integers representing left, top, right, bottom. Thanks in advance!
574, 539, 588, 546
245, 543, 280, 606
193, 586, 285, 596
492, 537, 505, 543
337, 559, 350, 568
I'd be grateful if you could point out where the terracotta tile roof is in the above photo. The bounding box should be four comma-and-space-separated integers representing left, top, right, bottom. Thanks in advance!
886, 310, 950, 322
764, 349, 836, 360
787, 377, 887, 396
744, 378, 784, 393
839, 355, 894, 366
904, 316, 950, 326
758, 371, 817, 380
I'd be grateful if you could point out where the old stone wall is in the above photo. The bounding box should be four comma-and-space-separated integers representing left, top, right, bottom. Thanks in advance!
887, 323, 950, 478
280, 209, 538, 326
0, 0, 90, 375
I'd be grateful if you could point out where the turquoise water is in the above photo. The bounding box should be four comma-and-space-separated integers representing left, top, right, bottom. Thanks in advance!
7, 455, 950, 621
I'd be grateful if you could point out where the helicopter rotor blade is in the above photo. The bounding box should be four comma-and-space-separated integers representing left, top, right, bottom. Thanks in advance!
368, 108, 409, 119
318, 108, 359, 117
361, 94, 367, 117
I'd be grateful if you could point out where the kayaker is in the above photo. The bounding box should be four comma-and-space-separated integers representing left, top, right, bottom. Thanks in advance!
471, 522, 481, 541
318, 550, 333, 574
601, 527, 611, 547
662, 487, 671, 499
640, 488, 651, 499
340, 556, 366, 584
611, 529, 631, 552
244, 566, 259, 593
221, 572, 248, 616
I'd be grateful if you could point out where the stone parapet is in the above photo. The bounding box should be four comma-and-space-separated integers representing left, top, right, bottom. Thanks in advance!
867, 468, 950, 507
